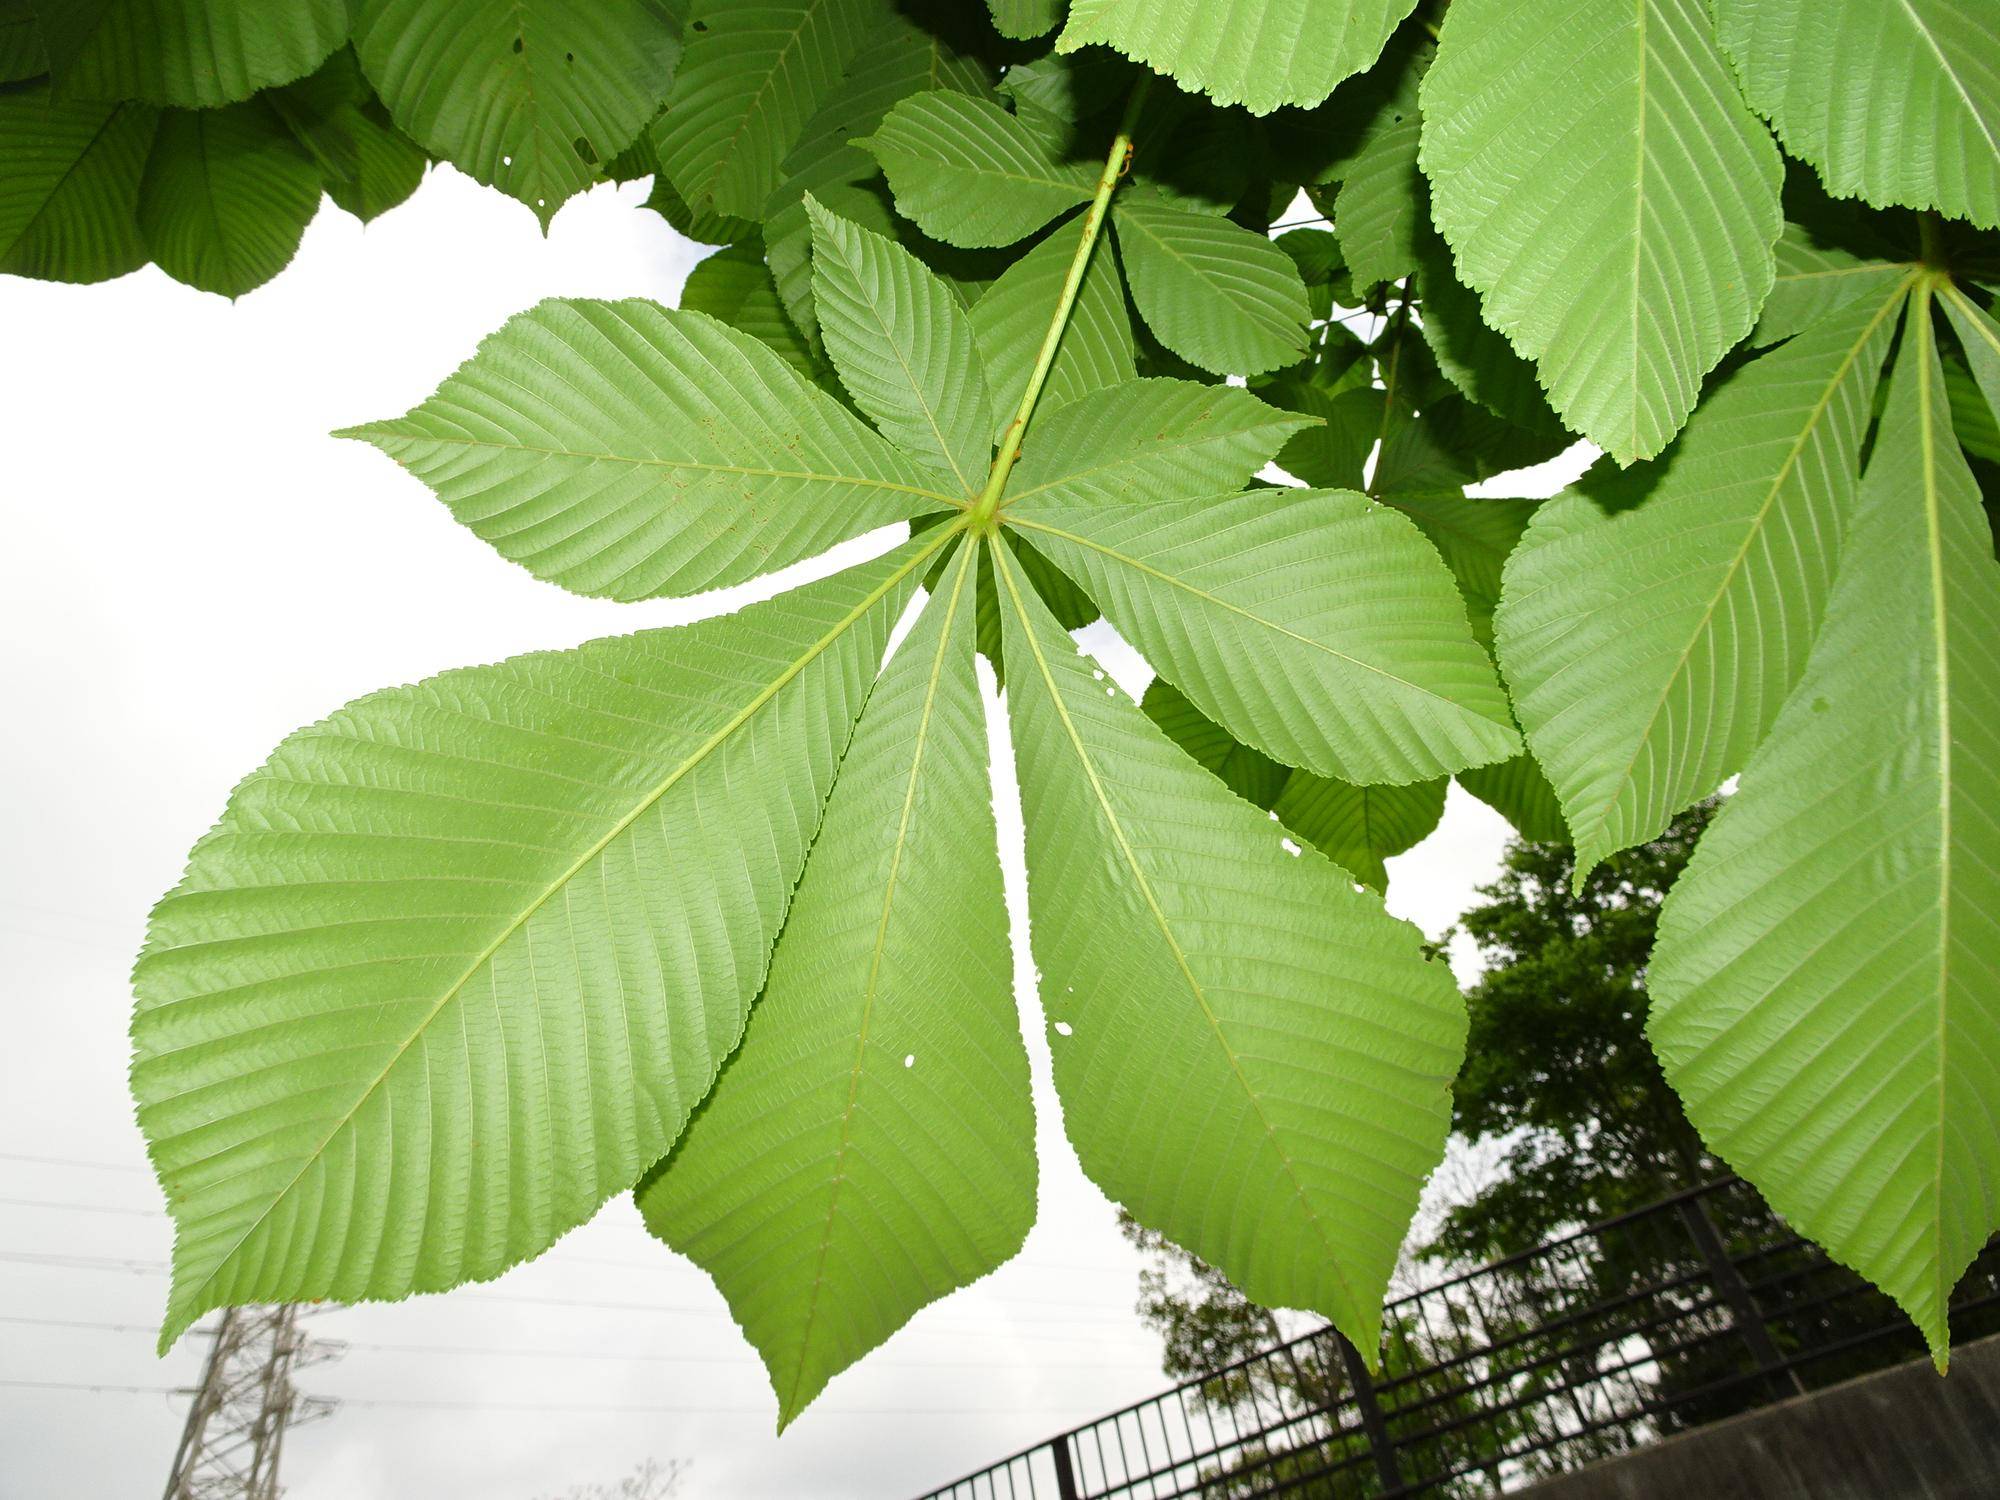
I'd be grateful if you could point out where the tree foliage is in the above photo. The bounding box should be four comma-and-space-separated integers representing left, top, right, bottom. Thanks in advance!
5, 0, 1998, 1425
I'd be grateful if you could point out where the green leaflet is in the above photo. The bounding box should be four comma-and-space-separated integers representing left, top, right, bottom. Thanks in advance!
41, 0, 348, 108
1714, 0, 2000, 231
0, 0, 46, 83
338, 298, 956, 600
1497, 276, 1911, 875
986, 0, 1060, 40
134, 536, 937, 1351
1380, 489, 1539, 652
1457, 755, 1568, 844
678, 241, 822, 383
808, 197, 994, 496
637, 543, 1033, 1426
1002, 379, 1312, 511
272, 51, 428, 226
994, 538, 1465, 1357
1753, 221, 1917, 349
1420, 0, 1784, 463
1013, 488, 1520, 784
759, 12, 995, 342
138, 102, 322, 298
860, 90, 1097, 248
1413, 232, 1565, 439
1941, 285, 2000, 434
1332, 46, 1426, 293
657, 0, 881, 221
1112, 198, 1312, 375
1274, 774, 1447, 893
1649, 296, 2000, 1361
355, 0, 680, 227
1056, 0, 1416, 115
1144, 679, 1447, 890
1262, 381, 1382, 493
969, 218, 1134, 443
0, 88, 155, 283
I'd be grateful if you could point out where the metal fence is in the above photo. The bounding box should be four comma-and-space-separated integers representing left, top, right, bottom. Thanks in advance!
917, 1179, 2000, 1500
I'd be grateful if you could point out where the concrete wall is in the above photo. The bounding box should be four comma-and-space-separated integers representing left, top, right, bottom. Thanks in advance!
1514, 1332, 2000, 1500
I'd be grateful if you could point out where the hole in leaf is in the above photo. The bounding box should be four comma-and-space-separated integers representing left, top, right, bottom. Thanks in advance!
573, 136, 597, 165
512, 35, 524, 52
1280, 837, 1302, 857
903, 1054, 915, 1068
691, 17, 708, 29
1053, 1021, 1073, 1037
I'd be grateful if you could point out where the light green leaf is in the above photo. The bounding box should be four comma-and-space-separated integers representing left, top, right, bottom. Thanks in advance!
1003, 379, 1312, 512
987, 0, 1061, 40
1012, 488, 1520, 783
1497, 276, 1911, 874
1056, 0, 1416, 115
1420, 0, 1784, 463
657, 0, 881, 221
970, 217, 1133, 442
760, 11, 996, 343
1715, 0, 2000, 230
134, 538, 938, 1351
1112, 198, 1312, 375
1754, 221, 1917, 348
356, 0, 680, 227
338, 298, 956, 601
637, 543, 1032, 1426
1649, 300, 2000, 1361
1457, 755, 1568, 844
993, 538, 1465, 1356
1333, 58, 1425, 292
1274, 773, 1446, 892
0, 88, 154, 283
860, 90, 1096, 248
41, 0, 347, 108
1414, 232, 1565, 438
808, 198, 993, 496
678, 240, 823, 388
138, 102, 322, 298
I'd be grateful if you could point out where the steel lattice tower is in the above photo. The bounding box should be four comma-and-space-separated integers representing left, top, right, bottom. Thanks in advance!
162, 1306, 339, 1500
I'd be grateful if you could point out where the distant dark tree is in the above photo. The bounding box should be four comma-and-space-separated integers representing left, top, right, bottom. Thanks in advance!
1434, 803, 1719, 1264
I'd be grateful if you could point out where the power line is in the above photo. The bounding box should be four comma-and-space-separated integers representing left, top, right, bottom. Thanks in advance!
0, 1150, 150, 1173
0, 1195, 161, 1218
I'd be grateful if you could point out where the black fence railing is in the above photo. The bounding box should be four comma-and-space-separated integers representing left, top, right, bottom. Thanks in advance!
917, 1179, 2000, 1499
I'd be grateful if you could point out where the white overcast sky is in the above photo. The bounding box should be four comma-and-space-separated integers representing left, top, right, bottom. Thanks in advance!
0, 167, 1590, 1499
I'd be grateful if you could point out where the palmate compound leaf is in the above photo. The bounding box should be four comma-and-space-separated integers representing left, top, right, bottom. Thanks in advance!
337, 298, 958, 601
137, 101, 323, 298
133, 534, 941, 1351
354, 0, 681, 227
40, 0, 348, 108
859, 90, 1098, 250
1011, 486, 1520, 785
1419, 0, 1784, 463
636, 542, 1034, 1425
1111, 198, 1312, 376
993, 538, 1466, 1356
0, 88, 155, 283
1055, 0, 1416, 116
1649, 294, 2000, 1360
1714, 0, 2000, 231
807, 196, 994, 498
656, 0, 884, 222
1496, 273, 1913, 875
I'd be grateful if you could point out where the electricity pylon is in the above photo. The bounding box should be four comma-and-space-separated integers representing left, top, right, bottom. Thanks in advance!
162, 1305, 340, 1500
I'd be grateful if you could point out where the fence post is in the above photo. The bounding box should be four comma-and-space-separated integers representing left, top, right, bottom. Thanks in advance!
1336, 1333, 1405, 1496
1676, 1192, 1808, 1399
1050, 1434, 1081, 1500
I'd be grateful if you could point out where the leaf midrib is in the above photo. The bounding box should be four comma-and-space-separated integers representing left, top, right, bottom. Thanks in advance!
991, 537, 1363, 1325
172, 528, 950, 1325
1576, 272, 1918, 858
786, 539, 974, 1415
1008, 512, 1501, 718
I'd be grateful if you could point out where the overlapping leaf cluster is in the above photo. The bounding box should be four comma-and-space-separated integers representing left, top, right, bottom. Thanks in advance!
9, 0, 1999, 1424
